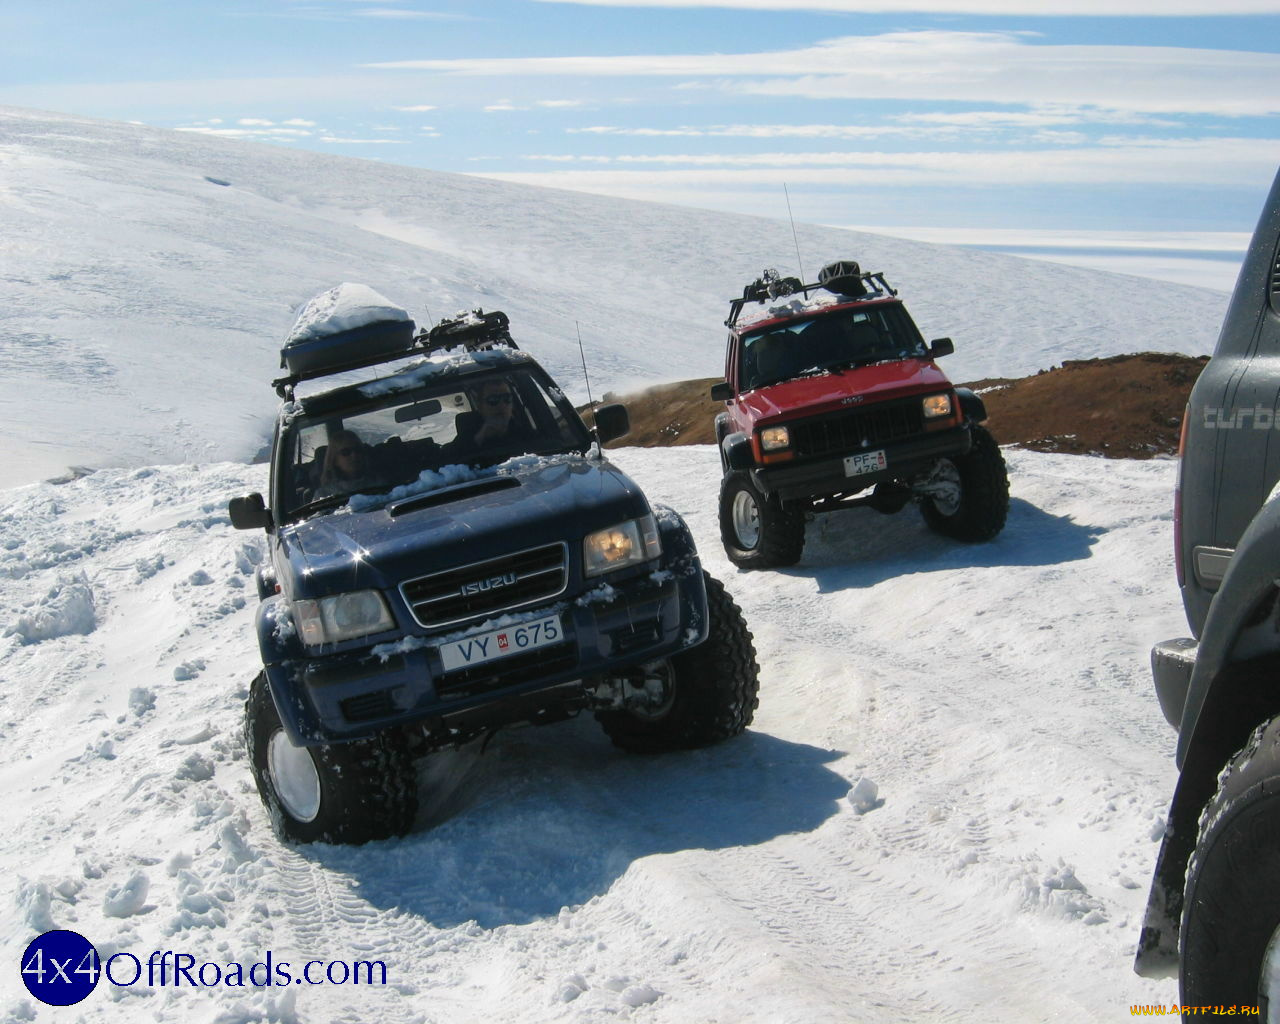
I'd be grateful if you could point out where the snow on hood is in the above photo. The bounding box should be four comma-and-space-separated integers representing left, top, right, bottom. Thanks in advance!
286, 283, 410, 344
346, 463, 498, 513
344, 451, 592, 513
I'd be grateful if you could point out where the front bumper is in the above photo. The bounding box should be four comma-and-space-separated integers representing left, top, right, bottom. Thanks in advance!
754, 424, 971, 504
260, 562, 707, 745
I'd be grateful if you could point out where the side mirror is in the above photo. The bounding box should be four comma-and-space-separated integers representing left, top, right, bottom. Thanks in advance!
710, 381, 733, 402
593, 403, 630, 445
929, 337, 954, 359
229, 493, 272, 531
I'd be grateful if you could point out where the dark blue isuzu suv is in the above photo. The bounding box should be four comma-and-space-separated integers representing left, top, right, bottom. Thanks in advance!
230, 287, 759, 844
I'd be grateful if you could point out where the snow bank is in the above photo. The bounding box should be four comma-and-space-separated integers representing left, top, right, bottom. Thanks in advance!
6, 573, 96, 643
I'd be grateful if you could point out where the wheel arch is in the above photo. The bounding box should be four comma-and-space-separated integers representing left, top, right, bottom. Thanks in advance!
954, 387, 987, 424
1137, 494, 1280, 975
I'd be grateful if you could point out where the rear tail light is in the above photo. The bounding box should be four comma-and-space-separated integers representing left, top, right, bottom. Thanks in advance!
1174, 405, 1189, 588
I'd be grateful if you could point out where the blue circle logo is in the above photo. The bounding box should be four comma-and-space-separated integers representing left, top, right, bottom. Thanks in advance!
20, 930, 100, 1006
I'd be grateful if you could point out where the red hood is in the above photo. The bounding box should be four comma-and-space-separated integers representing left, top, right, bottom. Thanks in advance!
738, 359, 952, 426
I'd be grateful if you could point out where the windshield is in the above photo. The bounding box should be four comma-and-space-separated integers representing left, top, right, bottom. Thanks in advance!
740, 304, 927, 391
277, 367, 587, 521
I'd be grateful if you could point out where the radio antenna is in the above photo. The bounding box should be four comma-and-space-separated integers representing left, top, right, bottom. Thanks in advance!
575, 320, 597, 421
784, 182, 805, 282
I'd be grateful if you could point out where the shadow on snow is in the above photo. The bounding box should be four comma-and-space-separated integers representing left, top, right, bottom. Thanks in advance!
784, 496, 1103, 592
302, 718, 849, 930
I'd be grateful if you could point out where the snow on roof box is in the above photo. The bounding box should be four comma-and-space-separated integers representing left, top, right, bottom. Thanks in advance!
281, 283, 415, 377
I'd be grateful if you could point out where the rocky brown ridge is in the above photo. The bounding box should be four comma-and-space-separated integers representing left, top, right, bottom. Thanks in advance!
586, 352, 1209, 459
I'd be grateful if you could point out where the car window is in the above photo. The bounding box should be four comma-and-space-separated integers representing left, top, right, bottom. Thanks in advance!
741, 305, 927, 390
279, 369, 585, 519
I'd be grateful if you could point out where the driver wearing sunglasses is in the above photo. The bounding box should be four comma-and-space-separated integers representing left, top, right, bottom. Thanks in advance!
470, 379, 521, 446
443, 377, 535, 465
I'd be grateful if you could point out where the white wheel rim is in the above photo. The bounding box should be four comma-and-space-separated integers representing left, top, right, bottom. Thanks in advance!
1263, 921, 1280, 1023
268, 729, 322, 823
930, 461, 962, 516
732, 489, 761, 549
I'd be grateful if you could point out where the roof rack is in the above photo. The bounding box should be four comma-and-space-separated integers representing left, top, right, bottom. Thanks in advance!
726, 261, 898, 327
423, 309, 520, 356
271, 309, 519, 398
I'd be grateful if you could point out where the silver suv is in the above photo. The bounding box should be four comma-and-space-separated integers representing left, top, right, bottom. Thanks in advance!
1134, 166, 1280, 1015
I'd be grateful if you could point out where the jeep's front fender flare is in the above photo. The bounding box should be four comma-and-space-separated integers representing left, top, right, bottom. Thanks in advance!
954, 387, 987, 424
721, 431, 754, 473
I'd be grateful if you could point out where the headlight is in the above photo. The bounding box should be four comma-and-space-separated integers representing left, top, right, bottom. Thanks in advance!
583, 514, 662, 578
294, 590, 395, 646
922, 393, 953, 419
760, 425, 791, 451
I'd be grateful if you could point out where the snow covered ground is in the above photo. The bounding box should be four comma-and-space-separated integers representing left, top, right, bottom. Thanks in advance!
0, 105, 1229, 487
0, 444, 1185, 1022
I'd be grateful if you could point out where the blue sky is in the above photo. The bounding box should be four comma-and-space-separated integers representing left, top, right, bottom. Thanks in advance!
3, 0, 1279, 288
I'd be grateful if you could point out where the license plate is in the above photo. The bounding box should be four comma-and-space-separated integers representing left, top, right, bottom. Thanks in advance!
437, 613, 564, 672
844, 449, 887, 476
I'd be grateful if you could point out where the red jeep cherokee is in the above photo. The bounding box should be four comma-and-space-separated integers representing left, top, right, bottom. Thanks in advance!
712, 261, 1009, 569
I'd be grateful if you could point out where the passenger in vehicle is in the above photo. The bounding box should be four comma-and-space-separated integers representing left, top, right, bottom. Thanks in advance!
315, 430, 387, 497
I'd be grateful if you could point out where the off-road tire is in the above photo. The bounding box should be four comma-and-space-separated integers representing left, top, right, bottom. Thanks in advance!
1180, 715, 1280, 1016
244, 673, 418, 845
919, 424, 1008, 542
597, 573, 760, 752
720, 473, 804, 569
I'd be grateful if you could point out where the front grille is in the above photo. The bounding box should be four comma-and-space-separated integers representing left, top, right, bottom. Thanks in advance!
788, 398, 926, 459
436, 645, 578, 700
400, 542, 568, 628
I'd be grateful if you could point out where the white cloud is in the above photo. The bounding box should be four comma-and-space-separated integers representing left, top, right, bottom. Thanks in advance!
364, 30, 1280, 117
177, 126, 314, 138
532, 0, 1280, 13
536, 99, 585, 108
318, 136, 409, 144
894, 108, 1174, 128
484, 137, 1280, 190
238, 118, 275, 126
484, 101, 526, 111
282, 118, 317, 126
569, 125, 705, 136
566, 119, 1130, 140
394, 104, 438, 111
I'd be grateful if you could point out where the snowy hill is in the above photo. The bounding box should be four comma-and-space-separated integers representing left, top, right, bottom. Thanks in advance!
0, 448, 1184, 1022
0, 105, 1227, 487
